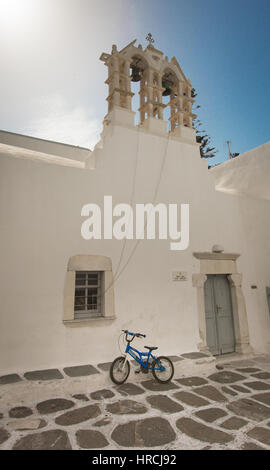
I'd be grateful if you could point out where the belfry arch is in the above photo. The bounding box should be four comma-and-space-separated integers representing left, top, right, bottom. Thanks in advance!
162, 68, 179, 131
99, 39, 196, 142
129, 54, 149, 124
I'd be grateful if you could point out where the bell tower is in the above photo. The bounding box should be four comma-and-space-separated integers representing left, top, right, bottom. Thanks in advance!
99, 38, 196, 142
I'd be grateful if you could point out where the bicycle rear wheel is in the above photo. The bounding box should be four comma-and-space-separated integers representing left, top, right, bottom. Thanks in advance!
110, 356, 130, 385
152, 356, 174, 383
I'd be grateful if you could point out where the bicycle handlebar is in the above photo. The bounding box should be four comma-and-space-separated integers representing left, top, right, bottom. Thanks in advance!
122, 329, 146, 338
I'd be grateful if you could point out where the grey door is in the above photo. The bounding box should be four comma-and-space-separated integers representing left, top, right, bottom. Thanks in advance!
266, 287, 270, 316
204, 274, 235, 355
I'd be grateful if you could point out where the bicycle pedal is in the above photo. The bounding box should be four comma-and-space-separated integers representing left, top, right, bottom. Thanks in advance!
135, 369, 141, 374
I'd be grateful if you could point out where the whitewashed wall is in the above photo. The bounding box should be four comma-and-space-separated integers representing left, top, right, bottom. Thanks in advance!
0, 125, 269, 374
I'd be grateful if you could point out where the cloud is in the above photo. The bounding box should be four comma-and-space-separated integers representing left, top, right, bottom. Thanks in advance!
21, 93, 102, 150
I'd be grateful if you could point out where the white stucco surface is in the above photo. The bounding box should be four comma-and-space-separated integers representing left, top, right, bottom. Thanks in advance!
0, 124, 270, 375
211, 141, 270, 200
0, 130, 91, 162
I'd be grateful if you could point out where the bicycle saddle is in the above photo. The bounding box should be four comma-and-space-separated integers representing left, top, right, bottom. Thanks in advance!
144, 346, 158, 351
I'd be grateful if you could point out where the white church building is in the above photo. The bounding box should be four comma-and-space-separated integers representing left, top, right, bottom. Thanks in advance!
0, 40, 270, 376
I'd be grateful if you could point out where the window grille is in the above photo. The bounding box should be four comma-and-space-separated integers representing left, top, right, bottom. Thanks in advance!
74, 271, 102, 318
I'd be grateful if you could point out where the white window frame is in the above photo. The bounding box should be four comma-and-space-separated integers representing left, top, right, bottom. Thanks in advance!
63, 255, 115, 324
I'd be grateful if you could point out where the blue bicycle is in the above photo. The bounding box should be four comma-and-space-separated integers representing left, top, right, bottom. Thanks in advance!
110, 330, 174, 385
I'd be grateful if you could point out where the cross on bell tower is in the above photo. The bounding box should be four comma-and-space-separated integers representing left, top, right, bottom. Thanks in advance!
145, 33, 155, 46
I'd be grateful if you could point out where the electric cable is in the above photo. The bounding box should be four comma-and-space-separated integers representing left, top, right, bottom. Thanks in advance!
113, 125, 140, 279
100, 133, 170, 298
118, 331, 125, 355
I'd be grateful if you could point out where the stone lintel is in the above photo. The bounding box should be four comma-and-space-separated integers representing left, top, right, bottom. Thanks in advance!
193, 252, 240, 261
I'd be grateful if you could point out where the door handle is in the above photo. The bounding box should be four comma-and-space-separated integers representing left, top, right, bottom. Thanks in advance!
216, 304, 222, 314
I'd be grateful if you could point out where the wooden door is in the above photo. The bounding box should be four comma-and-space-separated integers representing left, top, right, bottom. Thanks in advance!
204, 274, 235, 355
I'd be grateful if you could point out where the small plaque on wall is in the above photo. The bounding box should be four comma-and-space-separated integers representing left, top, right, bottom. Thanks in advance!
172, 271, 188, 281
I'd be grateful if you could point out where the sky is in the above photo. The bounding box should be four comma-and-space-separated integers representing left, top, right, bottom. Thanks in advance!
0, 0, 269, 165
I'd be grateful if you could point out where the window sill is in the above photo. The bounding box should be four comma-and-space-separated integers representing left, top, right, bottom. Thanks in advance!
63, 316, 116, 326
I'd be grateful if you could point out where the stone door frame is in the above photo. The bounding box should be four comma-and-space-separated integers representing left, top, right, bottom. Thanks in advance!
192, 252, 252, 355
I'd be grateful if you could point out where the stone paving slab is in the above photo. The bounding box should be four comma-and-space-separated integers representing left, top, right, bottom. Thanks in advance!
111, 417, 176, 447
0, 374, 22, 385
247, 426, 270, 446
106, 399, 147, 415
250, 392, 270, 406
241, 441, 266, 450
253, 355, 270, 364
173, 391, 210, 407
0, 428, 10, 445
76, 429, 109, 449
141, 379, 179, 392
176, 376, 208, 387
13, 429, 71, 450
230, 384, 251, 393
195, 407, 227, 423
146, 394, 184, 414
221, 360, 256, 368
55, 404, 101, 426
193, 385, 227, 403
227, 398, 270, 422
93, 417, 112, 427
36, 398, 74, 415
251, 372, 270, 380
63, 365, 99, 377
236, 368, 261, 374
221, 386, 238, 397
176, 417, 233, 444
220, 416, 248, 430
181, 352, 210, 359
9, 406, 33, 418
208, 370, 246, 384
244, 381, 270, 391
24, 369, 63, 381
72, 394, 89, 401
97, 362, 112, 372
115, 382, 145, 396
90, 389, 115, 400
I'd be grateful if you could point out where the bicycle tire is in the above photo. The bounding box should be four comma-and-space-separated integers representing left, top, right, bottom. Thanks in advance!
110, 356, 130, 385
152, 356, 174, 383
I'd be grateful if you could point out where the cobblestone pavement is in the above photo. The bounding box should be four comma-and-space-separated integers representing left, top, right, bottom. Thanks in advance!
1, 355, 270, 450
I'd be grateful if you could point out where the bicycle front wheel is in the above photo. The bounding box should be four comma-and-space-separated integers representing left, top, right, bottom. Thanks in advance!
152, 356, 174, 383
110, 356, 130, 385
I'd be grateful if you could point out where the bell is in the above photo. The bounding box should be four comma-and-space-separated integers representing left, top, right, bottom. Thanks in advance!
130, 66, 141, 82
162, 80, 172, 96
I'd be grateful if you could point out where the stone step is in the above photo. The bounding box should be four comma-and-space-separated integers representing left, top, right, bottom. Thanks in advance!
0, 353, 217, 406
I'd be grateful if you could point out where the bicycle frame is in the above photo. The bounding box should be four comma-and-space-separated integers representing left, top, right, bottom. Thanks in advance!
124, 342, 166, 371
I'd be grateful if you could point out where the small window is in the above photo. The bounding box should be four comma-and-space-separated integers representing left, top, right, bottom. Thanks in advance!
74, 271, 102, 318
64, 255, 115, 324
